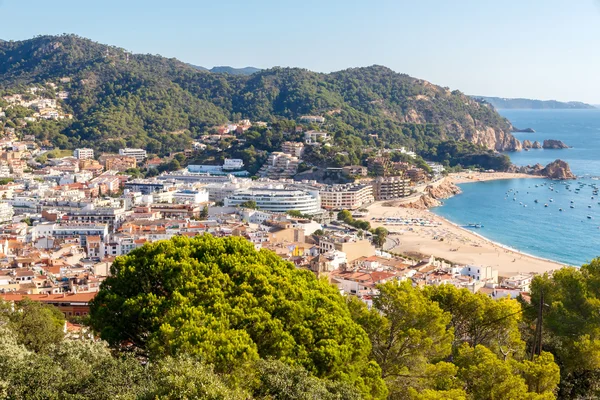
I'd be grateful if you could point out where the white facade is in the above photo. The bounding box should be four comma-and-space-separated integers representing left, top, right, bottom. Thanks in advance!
223, 159, 244, 171
0, 203, 14, 223
304, 131, 329, 145
173, 189, 209, 204
225, 188, 322, 215
460, 265, 498, 283
119, 148, 148, 163
73, 148, 94, 160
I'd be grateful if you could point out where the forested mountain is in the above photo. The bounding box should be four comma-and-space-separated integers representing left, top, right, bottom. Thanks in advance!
475, 96, 596, 110
0, 34, 520, 158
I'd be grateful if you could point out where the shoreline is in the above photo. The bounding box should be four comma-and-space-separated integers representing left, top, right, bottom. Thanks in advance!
426, 209, 569, 267
449, 171, 545, 184
366, 172, 565, 276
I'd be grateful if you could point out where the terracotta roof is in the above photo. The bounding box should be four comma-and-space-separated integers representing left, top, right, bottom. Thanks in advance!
0, 292, 96, 303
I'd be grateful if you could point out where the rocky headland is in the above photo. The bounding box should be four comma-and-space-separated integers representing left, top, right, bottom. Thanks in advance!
514, 159, 576, 180
396, 180, 462, 210
512, 127, 536, 133
522, 140, 542, 149
542, 139, 571, 149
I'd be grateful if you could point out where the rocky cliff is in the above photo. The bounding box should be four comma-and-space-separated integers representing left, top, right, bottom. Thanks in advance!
515, 159, 576, 180
400, 180, 463, 209
468, 126, 522, 151
522, 140, 544, 150
543, 140, 570, 149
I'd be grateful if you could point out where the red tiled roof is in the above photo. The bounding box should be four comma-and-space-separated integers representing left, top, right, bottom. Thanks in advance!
0, 292, 96, 303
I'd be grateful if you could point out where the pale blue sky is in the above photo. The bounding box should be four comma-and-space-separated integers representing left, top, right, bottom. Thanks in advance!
1, 0, 599, 103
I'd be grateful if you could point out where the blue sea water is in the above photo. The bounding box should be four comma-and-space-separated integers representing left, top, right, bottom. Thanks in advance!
433, 109, 600, 266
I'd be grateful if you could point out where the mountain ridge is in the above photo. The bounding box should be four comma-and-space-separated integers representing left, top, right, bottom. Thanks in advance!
474, 96, 596, 110
0, 34, 520, 160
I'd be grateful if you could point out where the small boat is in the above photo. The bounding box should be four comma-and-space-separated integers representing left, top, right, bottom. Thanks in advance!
571, 200, 574, 203
549, 199, 554, 202
571, 205, 575, 209
559, 208, 563, 211
589, 205, 593, 208
544, 204, 549, 207
467, 223, 484, 228
588, 216, 593, 219
534, 199, 539, 203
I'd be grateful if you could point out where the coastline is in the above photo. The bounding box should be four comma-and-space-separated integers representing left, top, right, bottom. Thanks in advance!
366, 172, 565, 276
449, 171, 545, 184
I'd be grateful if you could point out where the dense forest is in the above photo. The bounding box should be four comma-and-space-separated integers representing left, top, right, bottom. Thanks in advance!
0, 35, 519, 169
3, 234, 600, 399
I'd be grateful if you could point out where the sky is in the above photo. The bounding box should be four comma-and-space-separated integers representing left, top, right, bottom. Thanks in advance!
1, 0, 600, 103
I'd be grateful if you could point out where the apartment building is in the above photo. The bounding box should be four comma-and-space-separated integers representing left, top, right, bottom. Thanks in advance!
118, 148, 147, 163
281, 141, 305, 158
73, 148, 94, 160
319, 184, 374, 210
372, 176, 411, 200
258, 152, 300, 179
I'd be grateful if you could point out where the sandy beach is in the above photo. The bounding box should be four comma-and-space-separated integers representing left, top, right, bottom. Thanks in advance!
367, 173, 565, 276
450, 171, 544, 184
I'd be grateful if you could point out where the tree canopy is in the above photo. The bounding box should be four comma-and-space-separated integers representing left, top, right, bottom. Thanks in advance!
90, 234, 387, 398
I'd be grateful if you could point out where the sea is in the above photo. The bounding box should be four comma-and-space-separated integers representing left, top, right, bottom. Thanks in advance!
433, 109, 600, 266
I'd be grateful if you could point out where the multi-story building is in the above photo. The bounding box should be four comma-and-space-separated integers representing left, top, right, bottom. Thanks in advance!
407, 168, 426, 182
172, 189, 209, 204
0, 203, 14, 223
258, 152, 300, 179
319, 184, 374, 210
281, 141, 305, 158
371, 176, 411, 200
100, 155, 137, 172
225, 188, 322, 215
64, 204, 129, 232
49, 224, 110, 246
118, 148, 148, 163
222, 159, 245, 171
73, 148, 94, 160
304, 131, 329, 145
342, 165, 368, 177
124, 179, 175, 195
318, 234, 376, 262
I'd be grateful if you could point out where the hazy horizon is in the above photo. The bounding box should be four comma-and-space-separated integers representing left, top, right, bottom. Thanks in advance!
1, 0, 599, 103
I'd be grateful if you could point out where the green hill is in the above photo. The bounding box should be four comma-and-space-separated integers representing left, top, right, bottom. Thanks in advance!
0, 34, 520, 160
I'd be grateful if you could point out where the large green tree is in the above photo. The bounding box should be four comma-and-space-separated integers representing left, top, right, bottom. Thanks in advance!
349, 281, 454, 398
90, 234, 386, 398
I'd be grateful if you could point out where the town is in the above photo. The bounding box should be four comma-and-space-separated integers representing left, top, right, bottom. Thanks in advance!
0, 84, 534, 319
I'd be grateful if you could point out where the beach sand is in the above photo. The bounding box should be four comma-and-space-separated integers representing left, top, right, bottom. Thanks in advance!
450, 171, 544, 184
367, 173, 565, 276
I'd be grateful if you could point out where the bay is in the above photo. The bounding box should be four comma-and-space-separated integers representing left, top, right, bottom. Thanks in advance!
433, 109, 600, 266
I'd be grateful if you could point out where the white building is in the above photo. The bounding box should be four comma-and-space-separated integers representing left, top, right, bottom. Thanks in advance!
0, 203, 14, 223
119, 148, 148, 163
319, 184, 374, 210
225, 188, 322, 215
73, 148, 94, 160
459, 265, 498, 283
223, 159, 244, 171
502, 274, 534, 292
173, 189, 209, 205
300, 115, 325, 124
304, 131, 329, 145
